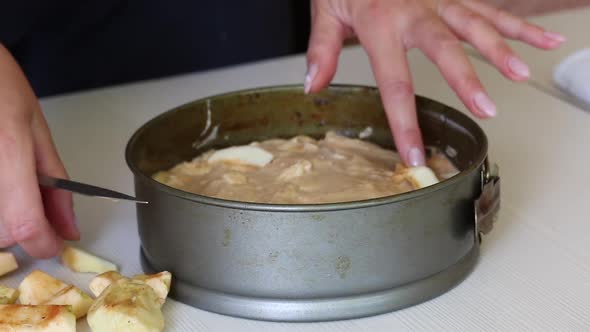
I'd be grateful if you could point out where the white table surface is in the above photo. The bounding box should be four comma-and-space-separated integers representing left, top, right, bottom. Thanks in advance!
3, 8, 590, 332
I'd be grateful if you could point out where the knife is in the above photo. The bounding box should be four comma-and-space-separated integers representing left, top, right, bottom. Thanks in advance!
38, 174, 148, 204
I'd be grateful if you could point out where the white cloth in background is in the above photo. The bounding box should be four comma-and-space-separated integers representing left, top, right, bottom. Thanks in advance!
554, 48, 590, 107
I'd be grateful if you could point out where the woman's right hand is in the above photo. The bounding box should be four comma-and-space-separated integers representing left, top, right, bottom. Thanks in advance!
0, 44, 79, 258
305, 0, 564, 167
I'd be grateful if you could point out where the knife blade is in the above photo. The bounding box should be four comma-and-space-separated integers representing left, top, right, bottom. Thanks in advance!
38, 174, 148, 204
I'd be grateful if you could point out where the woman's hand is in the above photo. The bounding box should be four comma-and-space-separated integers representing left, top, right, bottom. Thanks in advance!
305, 0, 564, 166
0, 44, 79, 258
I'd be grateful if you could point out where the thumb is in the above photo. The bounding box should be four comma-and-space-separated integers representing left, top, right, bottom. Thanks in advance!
304, 12, 345, 94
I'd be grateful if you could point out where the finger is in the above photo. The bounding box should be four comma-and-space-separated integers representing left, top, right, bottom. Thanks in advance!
0, 116, 62, 258
459, 0, 565, 49
409, 12, 497, 119
32, 109, 79, 241
355, 24, 425, 166
438, 2, 529, 82
304, 9, 346, 94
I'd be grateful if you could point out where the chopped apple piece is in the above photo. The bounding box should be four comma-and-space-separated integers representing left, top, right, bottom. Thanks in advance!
18, 270, 69, 305
18, 270, 94, 319
132, 272, 172, 305
399, 166, 440, 189
89, 271, 125, 297
208, 145, 274, 167
87, 279, 164, 332
0, 252, 18, 277
0, 286, 18, 304
43, 285, 94, 319
90, 271, 172, 305
0, 304, 76, 332
61, 246, 117, 274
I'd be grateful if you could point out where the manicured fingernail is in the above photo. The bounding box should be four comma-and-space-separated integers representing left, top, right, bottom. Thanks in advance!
508, 56, 530, 78
304, 64, 318, 94
544, 31, 566, 43
473, 92, 497, 117
407, 147, 426, 167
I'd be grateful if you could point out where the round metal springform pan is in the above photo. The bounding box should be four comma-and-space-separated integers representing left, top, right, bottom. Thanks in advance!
125, 85, 500, 322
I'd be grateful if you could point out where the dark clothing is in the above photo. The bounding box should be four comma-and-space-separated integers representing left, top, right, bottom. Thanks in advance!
1, 1, 310, 97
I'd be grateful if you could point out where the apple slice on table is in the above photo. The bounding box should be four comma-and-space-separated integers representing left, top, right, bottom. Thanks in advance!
132, 272, 172, 305
0, 304, 76, 332
18, 270, 69, 304
43, 285, 94, 319
0, 286, 18, 304
87, 279, 165, 332
61, 246, 117, 274
90, 271, 172, 305
18, 270, 94, 319
0, 252, 18, 277
89, 271, 125, 297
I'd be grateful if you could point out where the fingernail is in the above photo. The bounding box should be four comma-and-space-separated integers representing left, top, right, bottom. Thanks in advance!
304, 64, 318, 94
543, 31, 566, 43
508, 56, 530, 78
473, 92, 497, 117
407, 147, 426, 167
